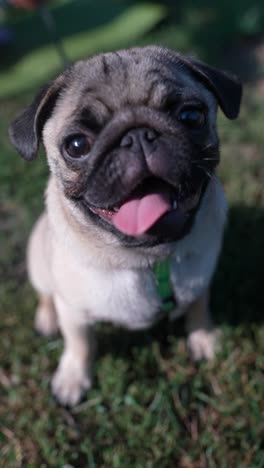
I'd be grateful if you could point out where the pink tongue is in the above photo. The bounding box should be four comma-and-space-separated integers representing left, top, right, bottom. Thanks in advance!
112, 192, 171, 236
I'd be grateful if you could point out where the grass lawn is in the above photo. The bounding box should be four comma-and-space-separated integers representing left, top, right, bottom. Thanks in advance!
0, 1, 264, 466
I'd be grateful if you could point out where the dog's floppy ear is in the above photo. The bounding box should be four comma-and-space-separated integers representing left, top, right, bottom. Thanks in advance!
9, 74, 67, 160
182, 56, 242, 119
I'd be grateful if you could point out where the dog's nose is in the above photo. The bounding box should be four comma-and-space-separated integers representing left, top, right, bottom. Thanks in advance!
120, 128, 158, 151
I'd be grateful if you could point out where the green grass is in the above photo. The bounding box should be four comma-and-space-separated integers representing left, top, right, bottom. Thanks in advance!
1, 2, 264, 467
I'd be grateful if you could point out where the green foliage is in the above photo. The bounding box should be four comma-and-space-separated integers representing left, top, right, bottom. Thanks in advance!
0, 1, 166, 98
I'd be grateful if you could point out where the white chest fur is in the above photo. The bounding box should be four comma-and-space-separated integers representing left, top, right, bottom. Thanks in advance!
52, 245, 162, 329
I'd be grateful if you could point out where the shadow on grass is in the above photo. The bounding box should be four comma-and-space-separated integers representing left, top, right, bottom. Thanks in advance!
212, 204, 264, 325
95, 204, 264, 358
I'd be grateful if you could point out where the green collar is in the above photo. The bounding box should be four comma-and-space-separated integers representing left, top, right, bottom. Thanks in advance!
153, 259, 176, 313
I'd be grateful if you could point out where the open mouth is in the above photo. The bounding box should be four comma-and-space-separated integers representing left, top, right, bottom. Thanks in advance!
87, 177, 205, 238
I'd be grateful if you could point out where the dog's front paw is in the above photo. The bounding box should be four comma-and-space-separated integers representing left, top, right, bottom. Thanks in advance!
187, 328, 220, 361
51, 352, 91, 407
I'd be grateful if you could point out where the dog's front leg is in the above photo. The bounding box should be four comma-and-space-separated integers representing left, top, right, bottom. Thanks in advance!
51, 294, 94, 407
185, 291, 219, 361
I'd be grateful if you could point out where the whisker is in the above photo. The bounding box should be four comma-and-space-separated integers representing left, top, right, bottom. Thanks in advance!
202, 143, 217, 151
196, 165, 212, 180
202, 157, 219, 161
191, 157, 218, 166
94, 238, 121, 248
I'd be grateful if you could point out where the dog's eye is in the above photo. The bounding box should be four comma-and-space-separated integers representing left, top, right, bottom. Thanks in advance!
64, 134, 91, 158
178, 108, 206, 129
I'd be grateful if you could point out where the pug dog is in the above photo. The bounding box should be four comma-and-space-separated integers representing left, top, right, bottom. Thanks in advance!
9, 46, 242, 406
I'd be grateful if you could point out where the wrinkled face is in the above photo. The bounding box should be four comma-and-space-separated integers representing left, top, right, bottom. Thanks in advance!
43, 48, 220, 247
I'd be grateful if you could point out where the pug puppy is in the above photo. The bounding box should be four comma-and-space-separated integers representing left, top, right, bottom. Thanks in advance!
9, 46, 242, 406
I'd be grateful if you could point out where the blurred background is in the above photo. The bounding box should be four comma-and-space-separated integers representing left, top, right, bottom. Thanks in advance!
0, 1, 264, 466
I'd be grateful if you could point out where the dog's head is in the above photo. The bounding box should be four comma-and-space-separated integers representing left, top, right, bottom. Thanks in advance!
9, 46, 242, 248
